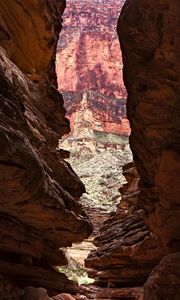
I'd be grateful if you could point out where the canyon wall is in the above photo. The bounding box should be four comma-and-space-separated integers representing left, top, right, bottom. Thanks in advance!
57, 0, 132, 219
119, 0, 180, 298
0, 0, 179, 299
57, 0, 126, 97
0, 0, 92, 298
83, 163, 163, 300
56, 0, 130, 138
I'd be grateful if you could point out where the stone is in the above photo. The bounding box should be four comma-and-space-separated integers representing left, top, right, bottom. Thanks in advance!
57, 0, 126, 98
0, 0, 92, 296
144, 253, 180, 300
56, 1, 132, 281
78, 285, 143, 300
0, 276, 24, 300
119, 0, 180, 298
53, 293, 76, 300
57, 0, 130, 137
0, 0, 65, 80
118, 0, 180, 253
85, 164, 163, 288
23, 287, 51, 300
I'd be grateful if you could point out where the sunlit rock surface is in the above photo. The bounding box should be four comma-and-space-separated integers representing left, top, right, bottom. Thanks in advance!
57, 0, 132, 230
56, 1, 133, 292
57, 0, 126, 97
56, 0, 130, 137
1, 0, 179, 299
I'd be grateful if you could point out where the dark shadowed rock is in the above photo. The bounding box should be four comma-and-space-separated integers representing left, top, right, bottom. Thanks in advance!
144, 253, 180, 300
85, 163, 163, 293
0, 0, 92, 296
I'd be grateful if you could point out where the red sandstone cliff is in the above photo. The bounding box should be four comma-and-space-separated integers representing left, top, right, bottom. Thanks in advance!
0, 1, 179, 300
56, 0, 130, 137
57, 0, 126, 97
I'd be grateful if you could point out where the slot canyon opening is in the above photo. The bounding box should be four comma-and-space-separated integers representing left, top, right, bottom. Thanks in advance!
56, 0, 132, 286
0, 0, 179, 299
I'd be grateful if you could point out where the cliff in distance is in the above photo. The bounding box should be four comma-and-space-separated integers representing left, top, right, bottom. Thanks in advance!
0, 0, 179, 299
57, 0, 132, 286
56, 0, 129, 138
57, 0, 126, 97
57, 0, 132, 212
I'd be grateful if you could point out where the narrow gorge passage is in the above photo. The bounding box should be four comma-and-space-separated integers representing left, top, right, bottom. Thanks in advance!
56, 0, 132, 288
0, 0, 179, 299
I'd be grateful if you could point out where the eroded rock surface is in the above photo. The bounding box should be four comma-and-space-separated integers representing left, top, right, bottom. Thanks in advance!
85, 163, 163, 291
119, 0, 180, 298
0, 0, 92, 296
56, 0, 130, 137
78, 285, 143, 300
119, 0, 180, 253
57, 0, 126, 97
144, 253, 180, 300
0, 279, 77, 300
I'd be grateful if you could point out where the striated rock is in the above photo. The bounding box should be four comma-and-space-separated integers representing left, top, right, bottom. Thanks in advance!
119, 1, 180, 298
78, 285, 143, 300
56, 0, 130, 138
59, 91, 130, 156
0, 0, 65, 81
86, 212, 163, 288
119, 0, 180, 253
0, 282, 76, 300
85, 163, 163, 288
57, 0, 126, 97
0, 0, 92, 296
144, 253, 180, 300
61, 91, 130, 137
53, 293, 76, 300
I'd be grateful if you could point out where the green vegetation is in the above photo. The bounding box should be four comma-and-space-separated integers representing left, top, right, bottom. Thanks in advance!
58, 257, 94, 285
69, 147, 132, 212
94, 131, 129, 145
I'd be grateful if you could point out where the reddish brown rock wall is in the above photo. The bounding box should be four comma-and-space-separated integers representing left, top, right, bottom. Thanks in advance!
0, 0, 92, 296
143, 253, 180, 300
57, 0, 125, 97
85, 163, 163, 290
119, 0, 180, 298
56, 0, 130, 137
1, 1, 179, 299
119, 0, 180, 254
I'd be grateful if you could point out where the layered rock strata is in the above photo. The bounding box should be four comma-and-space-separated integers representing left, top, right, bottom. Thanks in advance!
0, 0, 92, 297
144, 253, 180, 300
56, 0, 130, 137
0, 279, 76, 300
78, 285, 143, 300
85, 163, 163, 293
119, 0, 180, 297
57, 0, 126, 97
60, 91, 129, 138
119, 0, 180, 255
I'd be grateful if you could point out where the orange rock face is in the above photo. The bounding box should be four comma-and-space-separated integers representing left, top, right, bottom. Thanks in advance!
56, 0, 130, 137
57, 0, 125, 97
